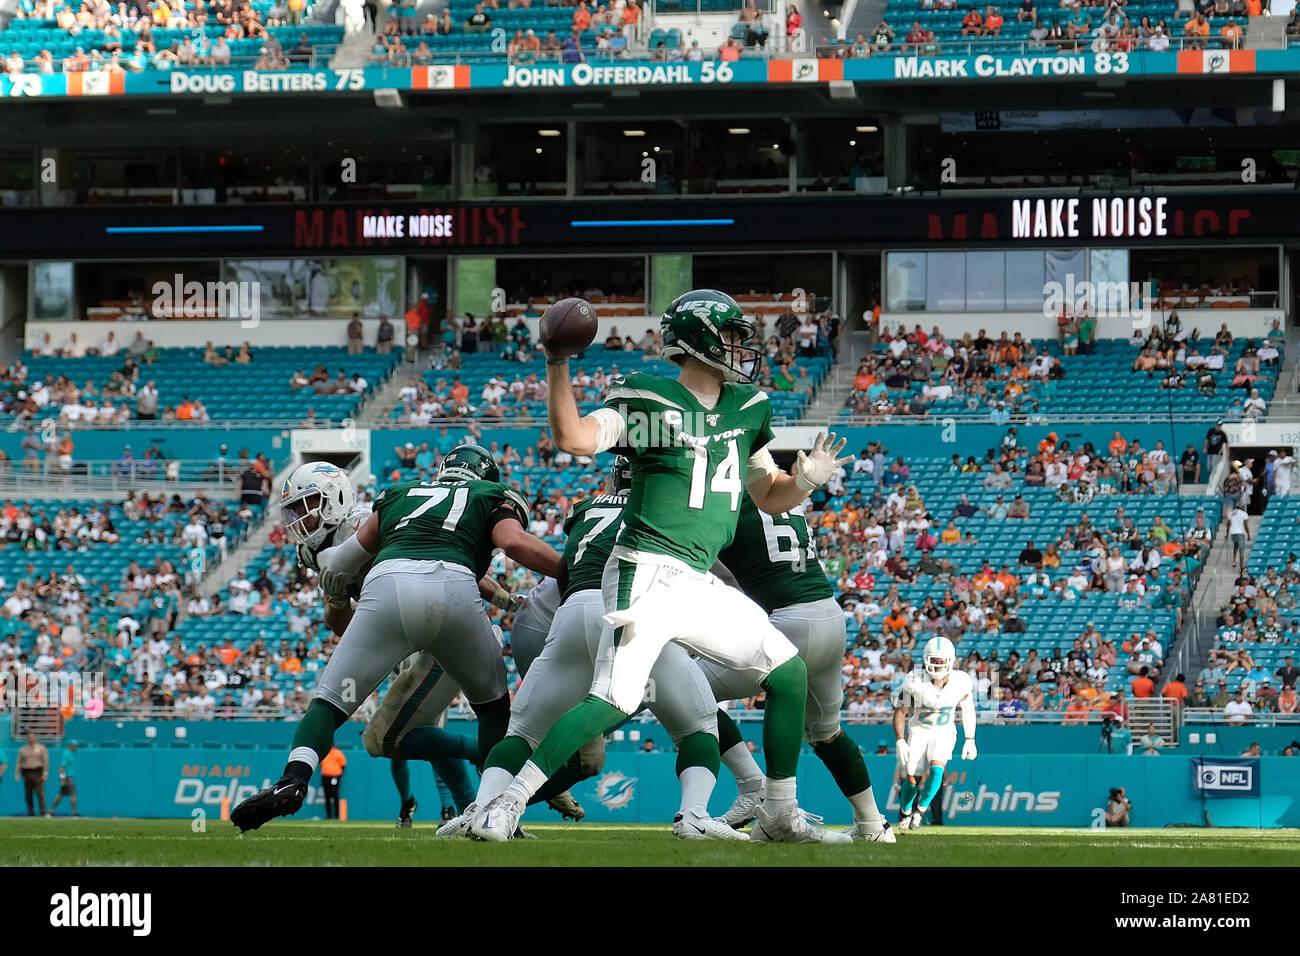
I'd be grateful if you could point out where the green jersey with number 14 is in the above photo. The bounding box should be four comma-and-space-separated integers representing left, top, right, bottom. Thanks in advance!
604, 371, 775, 573
561, 492, 627, 601
717, 493, 832, 614
372, 478, 528, 577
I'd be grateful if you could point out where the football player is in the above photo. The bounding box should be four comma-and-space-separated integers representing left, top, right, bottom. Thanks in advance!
231, 447, 561, 832
448, 456, 743, 841
891, 636, 977, 831
701, 493, 894, 842
471, 289, 853, 844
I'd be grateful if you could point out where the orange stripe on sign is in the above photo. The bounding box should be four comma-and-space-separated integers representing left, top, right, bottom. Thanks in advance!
108, 71, 125, 94
818, 58, 843, 81
1230, 49, 1255, 72
1176, 50, 1202, 73
410, 68, 428, 89
453, 64, 471, 87
768, 60, 793, 82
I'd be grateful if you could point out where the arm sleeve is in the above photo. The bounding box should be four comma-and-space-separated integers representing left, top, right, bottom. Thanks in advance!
589, 407, 627, 455
961, 686, 976, 739
745, 447, 780, 489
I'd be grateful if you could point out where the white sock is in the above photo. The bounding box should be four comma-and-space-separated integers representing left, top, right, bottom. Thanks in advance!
288, 746, 319, 774
721, 742, 764, 793
848, 786, 884, 825
502, 760, 548, 805
475, 766, 515, 807
678, 766, 717, 813
764, 776, 796, 813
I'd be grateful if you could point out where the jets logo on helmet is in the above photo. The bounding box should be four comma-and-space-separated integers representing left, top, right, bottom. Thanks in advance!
437, 444, 500, 484
924, 636, 956, 681
660, 289, 763, 384
280, 461, 356, 550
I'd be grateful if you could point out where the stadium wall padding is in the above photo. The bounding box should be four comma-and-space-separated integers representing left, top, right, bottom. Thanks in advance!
5, 745, 1297, 827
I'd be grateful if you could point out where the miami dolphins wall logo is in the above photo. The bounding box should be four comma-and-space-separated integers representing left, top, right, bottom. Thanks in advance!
595, 771, 637, 810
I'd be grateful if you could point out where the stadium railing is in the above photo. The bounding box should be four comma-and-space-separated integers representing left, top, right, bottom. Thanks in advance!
1181, 709, 1300, 726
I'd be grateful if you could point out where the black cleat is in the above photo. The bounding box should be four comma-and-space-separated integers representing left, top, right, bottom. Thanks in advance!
398, 796, 418, 829
231, 777, 307, 832
441, 805, 456, 822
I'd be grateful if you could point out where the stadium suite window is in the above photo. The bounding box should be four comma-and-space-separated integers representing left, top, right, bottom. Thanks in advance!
885, 250, 1052, 311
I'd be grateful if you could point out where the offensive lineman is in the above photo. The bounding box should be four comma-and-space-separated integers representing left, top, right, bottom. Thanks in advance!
448, 456, 743, 841
891, 636, 978, 831
231, 446, 561, 831
701, 493, 895, 842
470, 289, 853, 844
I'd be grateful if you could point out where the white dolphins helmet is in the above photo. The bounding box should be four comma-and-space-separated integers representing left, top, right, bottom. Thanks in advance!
280, 461, 355, 550
923, 635, 956, 681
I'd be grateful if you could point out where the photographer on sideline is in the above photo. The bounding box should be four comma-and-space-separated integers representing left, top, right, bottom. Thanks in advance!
1105, 787, 1132, 827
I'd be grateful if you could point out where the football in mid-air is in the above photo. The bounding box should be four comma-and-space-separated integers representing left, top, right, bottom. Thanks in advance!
539, 297, 597, 358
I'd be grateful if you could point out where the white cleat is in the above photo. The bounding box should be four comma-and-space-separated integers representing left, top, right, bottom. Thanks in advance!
470, 794, 525, 843
435, 802, 478, 839
751, 805, 853, 844
720, 787, 763, 829
673, 806, 751, 842
896, 811, 913, 832
908, 809, 925, 831
848, 821, 896, 843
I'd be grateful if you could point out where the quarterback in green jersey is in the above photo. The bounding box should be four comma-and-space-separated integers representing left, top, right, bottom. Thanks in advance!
231, 445, 561, 832
706, 493, 895, 842
444, 457, 742, 842
471, 289, 854, 844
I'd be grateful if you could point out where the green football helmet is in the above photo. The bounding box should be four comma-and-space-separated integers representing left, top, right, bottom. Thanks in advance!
437, 444, 500, 483
660, 289, 763, 384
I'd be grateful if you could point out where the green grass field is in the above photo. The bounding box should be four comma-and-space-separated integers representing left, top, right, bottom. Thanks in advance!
0, 818, 1296, 866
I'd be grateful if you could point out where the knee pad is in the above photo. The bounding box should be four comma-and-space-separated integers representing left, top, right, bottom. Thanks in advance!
577, 734, 607, 777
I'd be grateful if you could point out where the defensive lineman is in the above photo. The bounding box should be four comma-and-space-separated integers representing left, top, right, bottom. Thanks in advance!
471, 289, 853, 844
703, 493, 894, 841
231, 447, 561, 831
891, 636, 977, 831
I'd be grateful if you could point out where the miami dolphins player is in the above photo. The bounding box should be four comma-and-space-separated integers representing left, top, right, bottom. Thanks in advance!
231, 446, 561, 832
259, 460, 484, 828
701, 493, 894, 842
891, 636, 978, 831
471, 289, 854, 844
448, 456, 742, 841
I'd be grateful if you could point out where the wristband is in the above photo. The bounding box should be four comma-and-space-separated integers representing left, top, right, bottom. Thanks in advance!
547, 358, 569, 367
794, 472, 818, 492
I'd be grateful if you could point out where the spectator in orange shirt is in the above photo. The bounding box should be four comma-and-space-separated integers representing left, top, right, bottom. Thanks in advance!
983, 6, 1004, 35
1037, 432, 1059, 457
1245, 0, 1261, 14
1162, 672, 1188, 706
1062, 696, 1091, 723
449, 377, 469, 405
572, 0, 591, 31
961, 6, 982, 33
1131, 666, 1155, 698
1108, 431, 1127, 459
319, 747, 346, 819
176, 398, 195, 420
1220, 17, 1241, 47
882, 607, 910, 639
217, 639, 241, 667
622, 0, 639, 38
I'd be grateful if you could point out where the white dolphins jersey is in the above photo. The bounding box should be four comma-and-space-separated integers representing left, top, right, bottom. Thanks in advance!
297, 502, 373, 603
893, 668, 973, 733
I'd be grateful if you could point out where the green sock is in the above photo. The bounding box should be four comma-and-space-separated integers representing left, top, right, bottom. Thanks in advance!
715, 708, 745, 754
484, 734, 535, 774
285, 700, 347, 780
812, 732, 871, 798
390, 757, 411, 802
675, 730, 721, 778
532, 695, 626, 777
760, 657, 808, 780
898, 777, 918, 813
916, 767, 945, 811
471, 693, 512, 767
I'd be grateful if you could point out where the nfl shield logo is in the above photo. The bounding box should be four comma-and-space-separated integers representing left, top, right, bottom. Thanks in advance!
706, 414, 720, 426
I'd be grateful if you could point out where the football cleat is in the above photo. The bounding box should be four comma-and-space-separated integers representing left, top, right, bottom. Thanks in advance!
514, 827, 538, 840
848, 821, 897, 843
908, 809, 925, 831
397, 796, 417, 829
547, 790, 586, 822
441, 806, 456, 822
673, 806, 751, 842
720, 787, 763, 829
435, 802, 478, 838
231, 776, 307, 833
897, 807, 915, 831
751, 805, 853, 845
470, 794, 525, 843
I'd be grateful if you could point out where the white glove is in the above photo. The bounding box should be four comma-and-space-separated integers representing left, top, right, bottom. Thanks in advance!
962, 739, 978, 761
793, 431, 853, 492
489, 587, 516, 612
316, 533, 372, 597
895, 738, 911, 769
